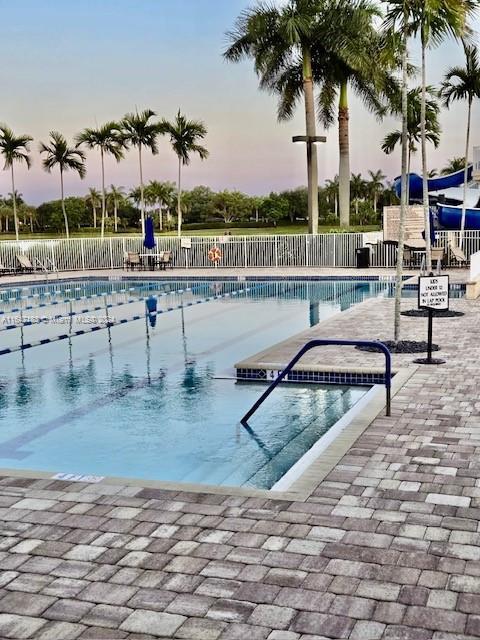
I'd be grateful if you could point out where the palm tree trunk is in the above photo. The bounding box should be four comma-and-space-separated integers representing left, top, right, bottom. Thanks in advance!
139, 145, 145, 235
420, 35, 432, 271
60, 168, 69, 239
374, 192, 377, 214
100, 148, 106, 239
407, 146, 412, 205
177, 156, 182, 237
394, 21, 409, 344
159, 201, 163, 231
11, 166, 19, 242
114, 200, 118, 232
460, 97, 472, 250
30, 213, 33, 233
302, 47, 319, 235
93, 205, 97, 229
338, 81, 350, 227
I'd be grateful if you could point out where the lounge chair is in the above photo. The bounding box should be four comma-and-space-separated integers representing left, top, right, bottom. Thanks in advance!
447, 235, 468, 267
158, 251, 173, 270
124, 251, 142, 271
16, 255, 34, 273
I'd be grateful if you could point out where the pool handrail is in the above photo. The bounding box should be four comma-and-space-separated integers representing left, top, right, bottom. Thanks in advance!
240, 339, 392, 425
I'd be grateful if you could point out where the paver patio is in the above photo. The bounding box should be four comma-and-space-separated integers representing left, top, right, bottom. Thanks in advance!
1, 285, 480, 639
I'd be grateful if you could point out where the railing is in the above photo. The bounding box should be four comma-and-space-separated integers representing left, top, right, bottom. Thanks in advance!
0, 230, 479, 271
241, 339, 392, 425
33, 257, 59, 280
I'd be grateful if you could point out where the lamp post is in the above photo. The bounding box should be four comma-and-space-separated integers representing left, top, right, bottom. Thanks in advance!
292, 135, 326, 235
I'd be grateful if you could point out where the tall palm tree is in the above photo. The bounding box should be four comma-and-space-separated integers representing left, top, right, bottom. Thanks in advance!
387, 0, 475, 272
121, 109, 160, 235
440, 43, 480, 247
159, 111, 209, 236
75, 122, 125, 239
224, 0, 322, 234
382, 87, 441, 198
108, 185, 126, 232
0, 125, 32, 241
39, 132, 86, 238
253, 0, 398, 229
368, 170, 386, 213
86, 187, 101, 228
382, 6, 410, 344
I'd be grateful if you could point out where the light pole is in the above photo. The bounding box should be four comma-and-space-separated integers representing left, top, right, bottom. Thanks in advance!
292, 135, 326, 234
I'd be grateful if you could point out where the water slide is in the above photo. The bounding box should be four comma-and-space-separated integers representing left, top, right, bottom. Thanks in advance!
393, 165, 480, 230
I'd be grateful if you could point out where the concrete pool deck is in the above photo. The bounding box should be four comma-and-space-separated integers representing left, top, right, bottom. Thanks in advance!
1, 274, 480, 639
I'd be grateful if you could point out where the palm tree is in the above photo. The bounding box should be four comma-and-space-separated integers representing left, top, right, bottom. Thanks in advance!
160, 111, 209, 236
224, 1, 322, 234
324, 176, 339, 217
146, 180, 175, 231
121, 109, 160, 235
382, 5, 410, 344
250, 0, 398, 229
86, 187, 101, 228
440, 43, 480, 246
350, 173, 366, 217
368, 170, 386, 213
387, 0, 474, 272
39, 132, 86, 238
0, 125, 32, 241
75, 122, 125, 239
440, 156, 467, 175
382, 87, 441, 200
108, 185, 126, 232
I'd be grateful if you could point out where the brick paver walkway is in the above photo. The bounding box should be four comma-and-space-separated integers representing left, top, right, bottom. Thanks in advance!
1, 295, 480, 639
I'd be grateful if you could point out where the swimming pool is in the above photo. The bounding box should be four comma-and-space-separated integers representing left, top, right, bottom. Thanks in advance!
0, 278, 387, 489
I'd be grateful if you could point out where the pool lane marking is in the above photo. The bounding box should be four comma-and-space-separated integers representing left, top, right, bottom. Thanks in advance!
0, 285, 234, 333
0, 288, 254, 355
0, 280, 169, 305
0, 285, 195, 318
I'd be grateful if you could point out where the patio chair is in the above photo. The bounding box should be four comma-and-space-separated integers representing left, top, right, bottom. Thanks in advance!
159, 250, 173, 270
124, 251, 142, 271
431, 246, 445, 270
16, 254, 34, 273
447, 235, 468, 267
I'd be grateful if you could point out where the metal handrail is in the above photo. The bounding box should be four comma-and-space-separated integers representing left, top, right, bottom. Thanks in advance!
33, 257, 59, 280
240, 339, 392, 425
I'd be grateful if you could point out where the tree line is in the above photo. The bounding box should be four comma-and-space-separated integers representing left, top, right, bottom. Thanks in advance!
0, 109, 208, 241
0, 170, 401, 234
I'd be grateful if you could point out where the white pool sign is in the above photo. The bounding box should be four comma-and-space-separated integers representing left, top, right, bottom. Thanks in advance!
418, 275, 449, 311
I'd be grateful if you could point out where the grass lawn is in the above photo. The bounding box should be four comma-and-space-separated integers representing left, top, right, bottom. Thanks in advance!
0, 224, 381, 240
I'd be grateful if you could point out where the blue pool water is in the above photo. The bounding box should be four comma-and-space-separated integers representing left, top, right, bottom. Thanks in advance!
0, 279, 387, 489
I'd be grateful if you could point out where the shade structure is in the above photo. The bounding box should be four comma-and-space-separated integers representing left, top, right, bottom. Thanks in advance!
143, 216, 156, 250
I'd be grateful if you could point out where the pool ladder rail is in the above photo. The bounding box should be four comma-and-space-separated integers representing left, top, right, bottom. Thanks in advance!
33, 257, 59, 280
240, 338, 392, 425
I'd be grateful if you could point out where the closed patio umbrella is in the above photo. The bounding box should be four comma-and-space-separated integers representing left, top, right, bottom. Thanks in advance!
143, 216, 156, 250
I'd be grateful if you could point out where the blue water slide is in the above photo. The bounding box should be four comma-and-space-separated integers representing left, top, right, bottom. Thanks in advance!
437, 204, 480, 230
394, 166, 473, 201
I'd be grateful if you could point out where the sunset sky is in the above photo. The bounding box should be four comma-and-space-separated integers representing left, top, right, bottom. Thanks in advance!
1, 0, 479, 204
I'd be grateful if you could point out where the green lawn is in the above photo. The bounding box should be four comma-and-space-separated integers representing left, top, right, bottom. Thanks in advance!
0, 224, 381, 240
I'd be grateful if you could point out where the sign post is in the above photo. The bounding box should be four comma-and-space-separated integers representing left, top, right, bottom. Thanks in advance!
413, 274, 449, 365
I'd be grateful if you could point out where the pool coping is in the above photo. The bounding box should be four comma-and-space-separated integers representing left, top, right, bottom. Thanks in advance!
0, 364, 415, 503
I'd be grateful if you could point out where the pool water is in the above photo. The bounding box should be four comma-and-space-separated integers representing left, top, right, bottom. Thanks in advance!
0, 279, 386, 489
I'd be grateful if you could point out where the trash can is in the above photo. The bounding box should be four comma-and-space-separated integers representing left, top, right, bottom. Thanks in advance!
356, 247, 370, 268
